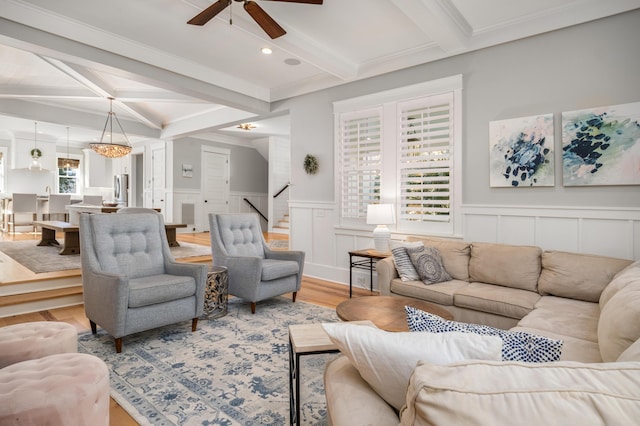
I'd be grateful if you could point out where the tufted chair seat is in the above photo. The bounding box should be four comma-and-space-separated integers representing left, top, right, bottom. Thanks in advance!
80, 212, 207, 352
209, 213, 305, 313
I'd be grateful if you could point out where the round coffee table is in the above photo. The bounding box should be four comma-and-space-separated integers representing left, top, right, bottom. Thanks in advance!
336, 295, 453, 332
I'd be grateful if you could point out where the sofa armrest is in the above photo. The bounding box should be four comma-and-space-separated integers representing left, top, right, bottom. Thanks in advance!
376, 256, 398, 296
324, 356, 399, 426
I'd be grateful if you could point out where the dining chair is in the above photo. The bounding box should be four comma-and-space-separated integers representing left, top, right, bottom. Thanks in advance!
6, 193, 37, 234
82, 195, 103, 205
42, 194, 72, 222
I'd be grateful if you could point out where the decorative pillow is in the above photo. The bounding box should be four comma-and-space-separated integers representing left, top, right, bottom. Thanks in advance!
405, 306, 563, 363
390, 241, 423, 281
322, 322, 503, 411
407, 245, 452, 284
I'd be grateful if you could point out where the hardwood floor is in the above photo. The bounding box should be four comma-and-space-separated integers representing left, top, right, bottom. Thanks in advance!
0, 231, 376, 425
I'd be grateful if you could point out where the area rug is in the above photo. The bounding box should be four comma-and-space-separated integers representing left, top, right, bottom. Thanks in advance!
78, 297, 340, 425
0, 240, 211, 274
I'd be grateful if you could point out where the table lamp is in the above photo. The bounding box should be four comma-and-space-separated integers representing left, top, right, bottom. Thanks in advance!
366, 204, 396, 253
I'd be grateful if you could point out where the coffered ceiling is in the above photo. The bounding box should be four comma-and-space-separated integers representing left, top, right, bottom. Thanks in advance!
0, 0, 638, 147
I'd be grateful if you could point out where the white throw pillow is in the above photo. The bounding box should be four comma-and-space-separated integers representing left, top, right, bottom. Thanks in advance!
390, 240, 424, 281
322, 322, 503, 411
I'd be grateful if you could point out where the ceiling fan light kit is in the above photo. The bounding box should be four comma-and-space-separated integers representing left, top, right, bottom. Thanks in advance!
188, 0, 323, 40
90, 97, 132, 159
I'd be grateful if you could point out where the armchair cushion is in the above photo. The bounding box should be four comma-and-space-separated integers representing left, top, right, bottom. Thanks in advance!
262, 259, 300, 281
128, 275, 197, 308
215, 214, 265, 257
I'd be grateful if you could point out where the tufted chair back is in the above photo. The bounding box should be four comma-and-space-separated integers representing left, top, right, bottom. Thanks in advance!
81, 212, 168, 279
214, 213, 265, 258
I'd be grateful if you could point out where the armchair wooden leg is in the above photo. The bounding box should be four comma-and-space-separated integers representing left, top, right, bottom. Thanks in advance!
251, 302, 256, 314
90, 320, 97, 334
115, 338, 123, 353
292, 292, 297, 303
191, 318, 198, 332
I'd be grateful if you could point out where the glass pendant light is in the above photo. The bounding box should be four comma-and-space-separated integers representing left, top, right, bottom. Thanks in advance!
28, 121, 43, 171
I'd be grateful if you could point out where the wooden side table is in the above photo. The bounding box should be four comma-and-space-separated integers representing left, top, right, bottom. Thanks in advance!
202, 266, 228, 319
348, 249, 390, 298
288, 321, 374, 425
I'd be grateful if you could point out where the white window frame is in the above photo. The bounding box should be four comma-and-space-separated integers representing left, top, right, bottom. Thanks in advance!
334, 74, 463, 237
56, 153, 82, 195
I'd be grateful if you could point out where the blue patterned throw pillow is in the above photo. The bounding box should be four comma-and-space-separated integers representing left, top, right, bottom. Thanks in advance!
405, 306, 563, 363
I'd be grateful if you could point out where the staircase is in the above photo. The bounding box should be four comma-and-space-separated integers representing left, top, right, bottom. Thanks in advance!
272, 213, 290, 235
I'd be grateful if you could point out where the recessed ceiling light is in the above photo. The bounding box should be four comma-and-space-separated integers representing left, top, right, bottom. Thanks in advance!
284, 58, 301, 66
261, 47, 272, 55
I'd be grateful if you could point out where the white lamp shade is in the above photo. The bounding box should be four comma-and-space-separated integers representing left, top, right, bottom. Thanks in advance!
366, 204, 396, 225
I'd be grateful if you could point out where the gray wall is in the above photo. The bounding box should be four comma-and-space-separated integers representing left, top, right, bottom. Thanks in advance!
172, 137, 268, 193
276, 10, 640, 207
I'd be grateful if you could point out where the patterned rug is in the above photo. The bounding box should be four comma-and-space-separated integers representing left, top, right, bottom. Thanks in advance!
78, 297, 340, 425
0, 240, 211, 273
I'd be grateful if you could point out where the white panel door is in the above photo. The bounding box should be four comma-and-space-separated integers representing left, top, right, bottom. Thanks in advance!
151, 146, 165, 211
202, 151, 229, 231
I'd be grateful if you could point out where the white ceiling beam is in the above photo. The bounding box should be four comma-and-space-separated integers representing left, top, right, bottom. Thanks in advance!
0, 86, 97, 99
111, 90, 208, 103
391, 0, 471, 53
161, 106, 257, 140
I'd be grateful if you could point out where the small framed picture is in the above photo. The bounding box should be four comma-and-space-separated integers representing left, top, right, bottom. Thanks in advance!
182, 163, 193, 178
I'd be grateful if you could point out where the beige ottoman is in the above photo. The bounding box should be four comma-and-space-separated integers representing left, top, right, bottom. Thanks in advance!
0, 321, 77, 368
0, 353, 110, 425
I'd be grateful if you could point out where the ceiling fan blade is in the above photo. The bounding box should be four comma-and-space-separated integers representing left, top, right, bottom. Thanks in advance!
268, 0, 323, 4
187, 0, 231, 26
244, 1, 286, 39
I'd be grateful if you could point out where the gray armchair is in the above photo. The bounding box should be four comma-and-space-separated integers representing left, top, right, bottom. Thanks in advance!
79, 212, 207, 353
209, 213, 305, 314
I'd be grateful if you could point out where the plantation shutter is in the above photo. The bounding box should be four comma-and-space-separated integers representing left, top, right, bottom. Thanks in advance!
398, 92, 453, 223
57, 158, 80, 169
339, 108, 382, 219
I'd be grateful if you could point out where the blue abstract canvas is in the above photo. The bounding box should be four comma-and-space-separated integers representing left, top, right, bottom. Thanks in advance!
562, 101, 640, 186
489, 113, 555, 187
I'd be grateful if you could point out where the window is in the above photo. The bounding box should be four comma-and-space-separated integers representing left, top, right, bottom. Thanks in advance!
57, 157, 81, 194
335, 75, 462, 236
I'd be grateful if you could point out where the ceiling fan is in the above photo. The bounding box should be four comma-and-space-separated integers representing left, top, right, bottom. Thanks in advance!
188, 0, 323, 39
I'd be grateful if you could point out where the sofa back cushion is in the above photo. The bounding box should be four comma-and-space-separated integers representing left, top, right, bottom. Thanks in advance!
598, 280, 640, 362
600, 260, 640, 308
538, 251, 632, 302
469, 242, 541, 291
407, 236, 470, 281
400, 360, 640, 426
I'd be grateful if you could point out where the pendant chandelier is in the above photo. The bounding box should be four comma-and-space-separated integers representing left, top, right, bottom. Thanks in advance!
28, 121, 43, 171
90, 97, 132, 158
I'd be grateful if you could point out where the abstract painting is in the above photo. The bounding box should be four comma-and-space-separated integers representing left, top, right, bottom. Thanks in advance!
489, 113, 554, 187
562, 101, 640, 186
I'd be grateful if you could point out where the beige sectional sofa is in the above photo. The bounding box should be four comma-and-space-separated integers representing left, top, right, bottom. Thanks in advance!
324, 237, 640, 425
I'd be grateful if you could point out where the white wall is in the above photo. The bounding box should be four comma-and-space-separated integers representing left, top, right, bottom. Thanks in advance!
276, 10, 640, 288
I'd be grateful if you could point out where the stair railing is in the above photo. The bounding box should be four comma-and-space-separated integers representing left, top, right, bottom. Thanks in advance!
243, 198, 268, 223
273, 182, 290, 199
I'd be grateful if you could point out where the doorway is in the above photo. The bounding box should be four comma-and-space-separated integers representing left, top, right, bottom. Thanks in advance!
201, 147, 230, 231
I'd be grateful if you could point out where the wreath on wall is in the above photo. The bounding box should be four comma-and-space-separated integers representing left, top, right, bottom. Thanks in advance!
30, 148, 42, 158
303, 154, 319, 175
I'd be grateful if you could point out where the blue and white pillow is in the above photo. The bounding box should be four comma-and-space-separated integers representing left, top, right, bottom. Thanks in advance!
391, 241, 423, 281
405, 306, 563, 363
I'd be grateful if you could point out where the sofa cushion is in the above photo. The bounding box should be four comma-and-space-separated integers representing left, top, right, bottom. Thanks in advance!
600, 260, 640, 308
598, 280, 640, 362
390, 279, 468, 306
406, 306, 563, 362
390, 241, 423, 281
469, 242, 541, 291
407, 245, 452, 284
322, 322, 502, 411
400, 360, 640, 426
454, 282, 540, 319
538, 251, 632, 302
407, 236, 471, 281
517, 296, 599, 343
617, 338, 640, 362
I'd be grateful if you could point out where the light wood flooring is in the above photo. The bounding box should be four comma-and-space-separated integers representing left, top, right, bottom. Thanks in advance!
0, 230, 376, 425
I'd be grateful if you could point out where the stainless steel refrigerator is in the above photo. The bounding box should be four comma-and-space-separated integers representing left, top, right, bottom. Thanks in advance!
114, 174, 129, 206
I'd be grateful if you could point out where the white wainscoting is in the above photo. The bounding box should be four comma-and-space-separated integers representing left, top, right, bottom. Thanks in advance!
171, 189, 201, 231
462, 204, 640, 261
290, 201, 640, 292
